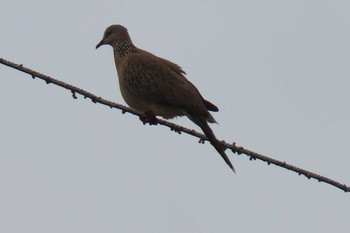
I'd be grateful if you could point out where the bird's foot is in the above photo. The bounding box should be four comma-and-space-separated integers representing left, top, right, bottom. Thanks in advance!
139, 109, 158, 125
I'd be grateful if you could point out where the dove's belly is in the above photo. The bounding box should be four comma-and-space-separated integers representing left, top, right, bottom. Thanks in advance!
118, 74, 183, 119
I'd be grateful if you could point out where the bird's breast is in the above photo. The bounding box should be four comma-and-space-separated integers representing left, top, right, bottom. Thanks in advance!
117, 69, 183, 119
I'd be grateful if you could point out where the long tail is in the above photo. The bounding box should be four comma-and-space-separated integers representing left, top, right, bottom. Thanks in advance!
189, 115, 235, 172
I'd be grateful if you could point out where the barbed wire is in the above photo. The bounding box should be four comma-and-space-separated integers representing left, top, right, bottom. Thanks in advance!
1, 57, 349, 193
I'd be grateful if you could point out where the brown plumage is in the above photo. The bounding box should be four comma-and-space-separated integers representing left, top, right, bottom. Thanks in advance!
96, 24, 235, 172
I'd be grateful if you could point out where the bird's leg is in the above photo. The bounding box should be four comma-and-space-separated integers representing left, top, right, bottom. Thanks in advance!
139, 109, 158, 125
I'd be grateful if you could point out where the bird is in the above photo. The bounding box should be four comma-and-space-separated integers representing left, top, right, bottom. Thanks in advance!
96, 24, 235, 172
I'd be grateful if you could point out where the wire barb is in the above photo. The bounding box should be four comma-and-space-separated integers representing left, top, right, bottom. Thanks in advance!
71, 90, 77, 99
1, 57, 349, 193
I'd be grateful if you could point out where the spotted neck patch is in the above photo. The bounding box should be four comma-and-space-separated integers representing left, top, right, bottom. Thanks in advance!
114, 40, 133, 57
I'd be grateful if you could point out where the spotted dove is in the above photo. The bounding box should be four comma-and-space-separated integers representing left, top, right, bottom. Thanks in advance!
96, 24, 235, 172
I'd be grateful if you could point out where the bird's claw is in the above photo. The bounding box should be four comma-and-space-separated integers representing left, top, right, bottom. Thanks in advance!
139, 110, 158, 125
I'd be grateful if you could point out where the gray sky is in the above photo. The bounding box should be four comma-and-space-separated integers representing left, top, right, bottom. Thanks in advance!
1, 1, 350, 232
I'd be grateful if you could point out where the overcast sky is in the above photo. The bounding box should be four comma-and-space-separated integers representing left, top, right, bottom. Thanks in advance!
1, 1, 350, 232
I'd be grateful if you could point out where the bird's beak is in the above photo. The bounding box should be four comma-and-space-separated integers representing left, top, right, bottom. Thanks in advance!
96, 39, 105, 49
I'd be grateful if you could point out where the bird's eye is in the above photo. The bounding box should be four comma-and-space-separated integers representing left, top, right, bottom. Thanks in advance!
105, 31, 112, 37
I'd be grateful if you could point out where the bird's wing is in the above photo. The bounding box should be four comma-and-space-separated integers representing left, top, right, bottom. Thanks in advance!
157, 54, 219, 112
122, 51, 209, 115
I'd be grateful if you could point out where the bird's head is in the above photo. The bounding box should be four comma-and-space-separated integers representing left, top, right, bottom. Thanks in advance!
96, 24, 132, 49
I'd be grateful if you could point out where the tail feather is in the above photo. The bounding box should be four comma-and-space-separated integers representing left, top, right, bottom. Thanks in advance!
188, 115, 235, 172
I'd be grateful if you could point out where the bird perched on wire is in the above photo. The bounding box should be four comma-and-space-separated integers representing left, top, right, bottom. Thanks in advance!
96, 24, 235, 172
